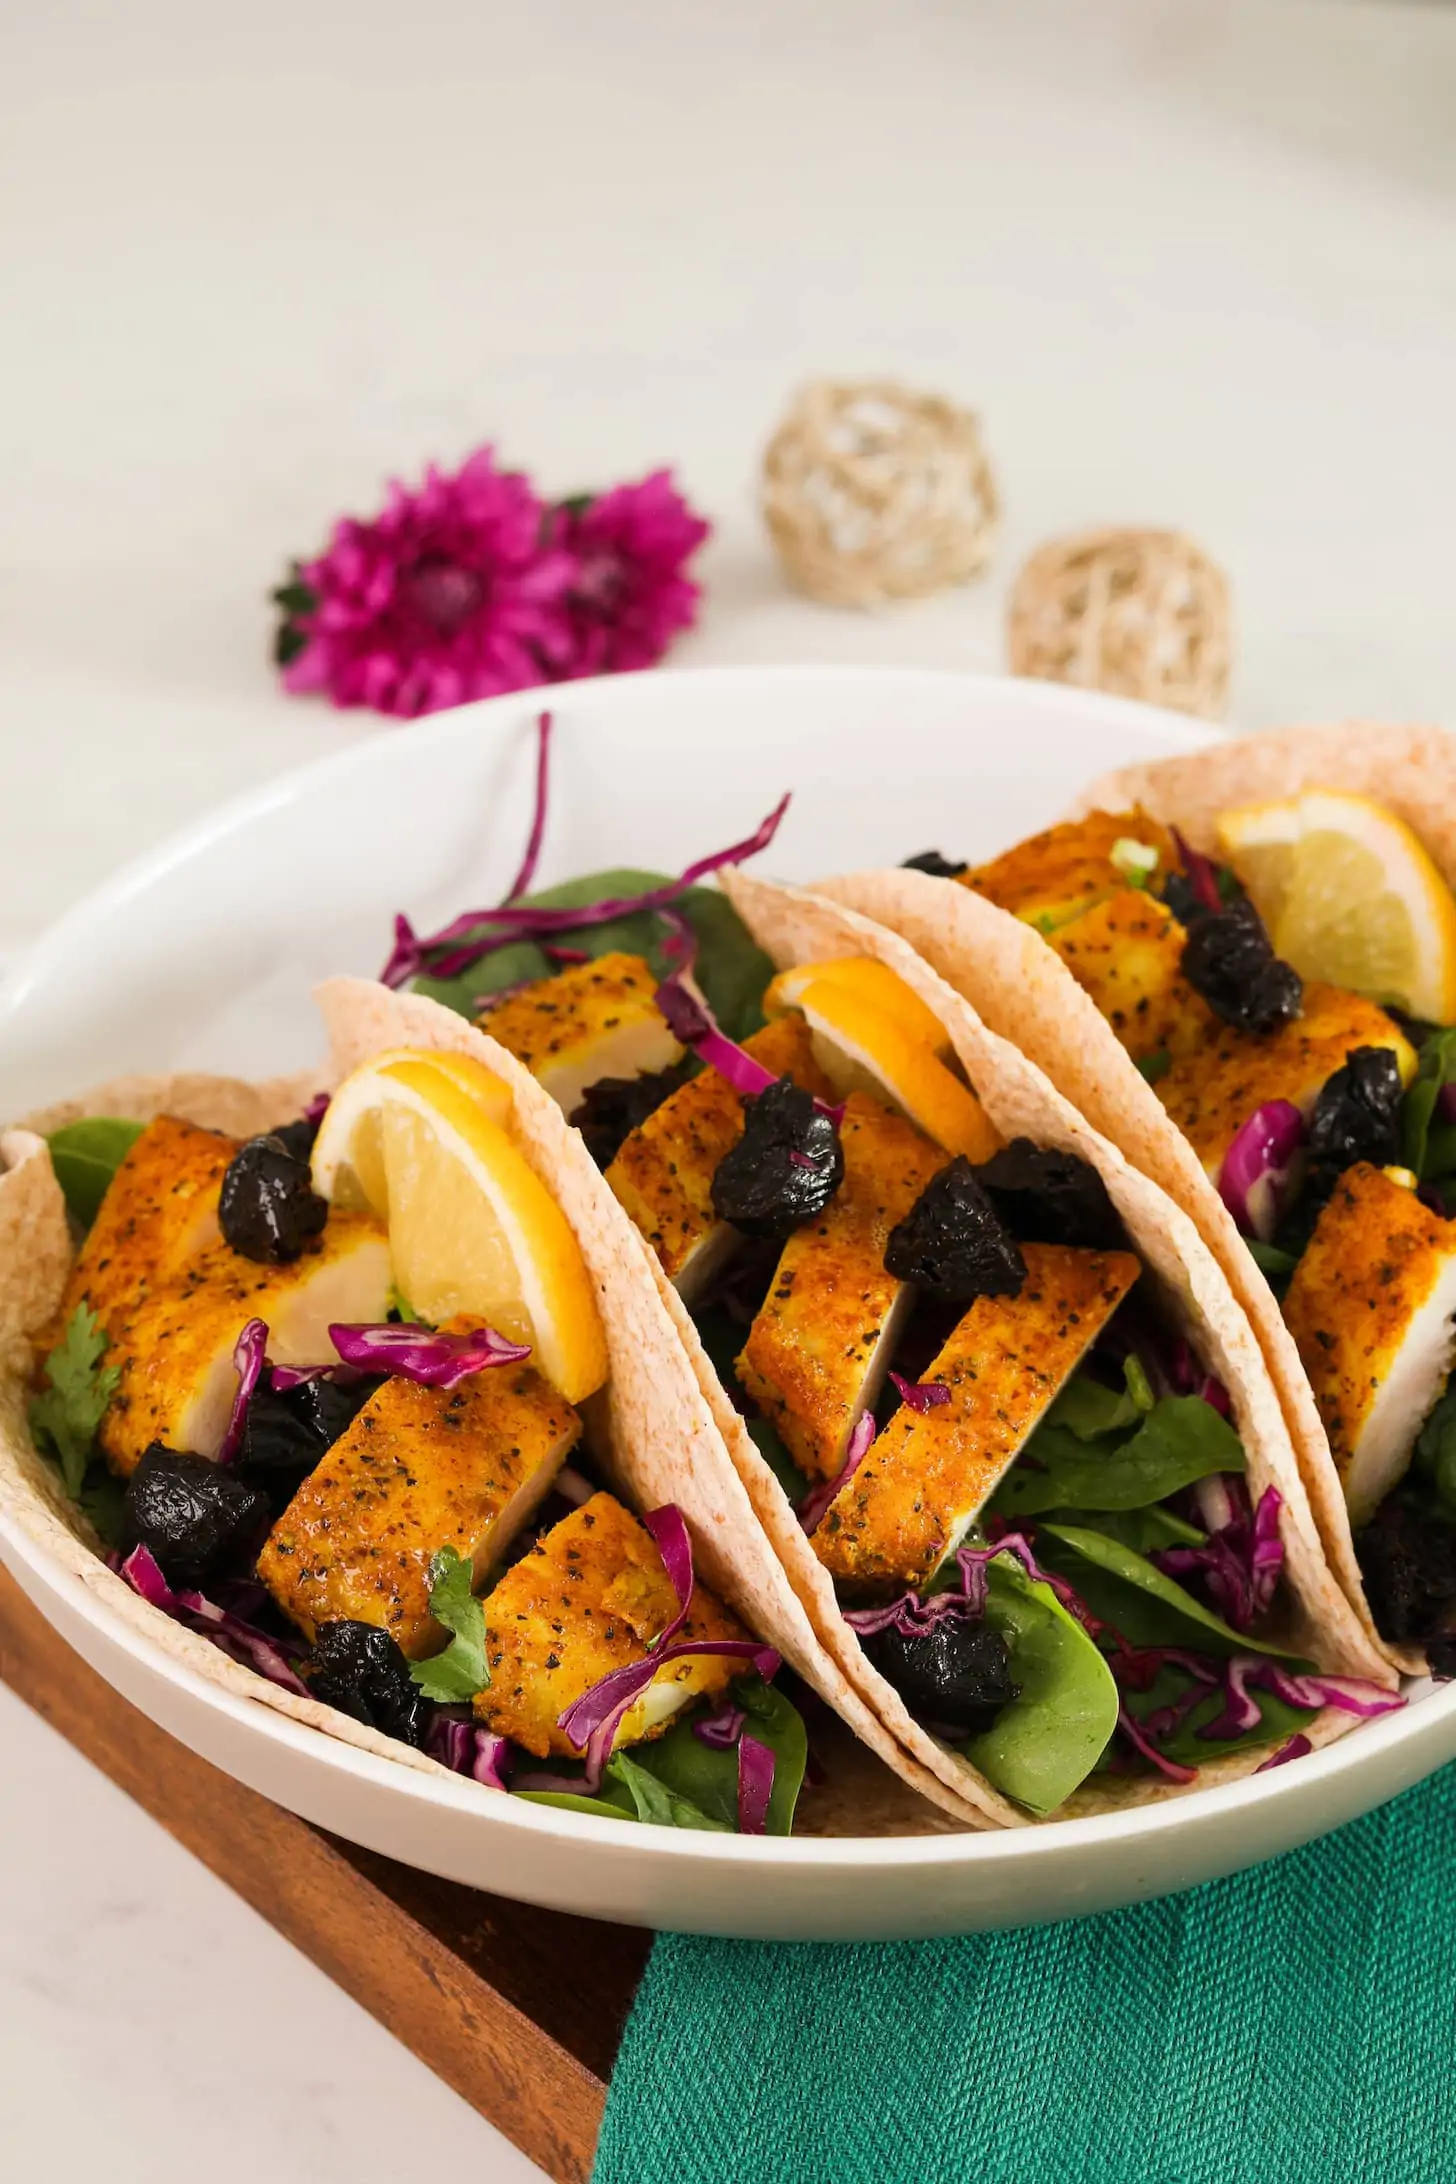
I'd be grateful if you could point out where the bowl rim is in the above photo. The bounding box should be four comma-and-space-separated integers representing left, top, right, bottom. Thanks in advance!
4, 662, 1433, 1869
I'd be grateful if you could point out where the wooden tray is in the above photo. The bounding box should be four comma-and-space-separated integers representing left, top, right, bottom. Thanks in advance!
0, 1561, 646, 2184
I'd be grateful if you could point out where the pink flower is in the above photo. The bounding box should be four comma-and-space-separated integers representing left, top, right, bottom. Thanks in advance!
276, 448, 576, 718
555, 469, 710, 676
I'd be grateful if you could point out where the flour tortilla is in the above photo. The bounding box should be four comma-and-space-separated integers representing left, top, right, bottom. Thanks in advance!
816, 721, 1456, 1676
713, 868, 1385, 1811
0, 1030, 981, 1833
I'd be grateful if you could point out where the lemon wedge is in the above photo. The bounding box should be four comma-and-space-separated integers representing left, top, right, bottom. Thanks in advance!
312, 1048, 607, 1404
791, 978, 1000, 1160
1216, 790, 1456, 1021
764, 955, 953, 1056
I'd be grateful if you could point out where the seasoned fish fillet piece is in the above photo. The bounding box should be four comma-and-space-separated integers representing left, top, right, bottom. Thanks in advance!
1283, 1164, 1456, 1526
736, 1095, 946, 1480
814, 1243, 1141, 1591
480, 951, 684, 1118
63, 1117, 236, 1334
961, 809, 1178, 930
1155, 982, 1416, 1177
98, 1215, 391, 1475
1047, 889, 1216, 1063
476, 1492, 744, 1758
606, 1015, 836, 1300
258, 1343, 579, 1653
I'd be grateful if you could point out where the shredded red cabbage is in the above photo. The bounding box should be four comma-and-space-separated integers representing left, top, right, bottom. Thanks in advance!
1256, 1732, 1314, 1772
1218, 1100, 1305, 1242
118, 1545, 311, 1697
736, 1733, 776, 1834
1159, 1483, 1285, 1630
218, 1318, 268, 1465
657, 972, 845, 1125
303, 1090, 331, 1127
1117, 1700, 1197, 1783
381, 790, 791, 989
693, 1701, 748, 1750
1167, 1337, 1231, 1416
961, 1531, 1100, 1630
889, 1370, 952, 1414
427, 1714, 512, 1790
327, 1321, 531, 1386
798, 1412, 877, 1535
502, 710, 553, 905
1200, 1654, 1403, 1742
543, 942, 590, 967
844, 1587, 976, 1639
1171, 828, 1224, 916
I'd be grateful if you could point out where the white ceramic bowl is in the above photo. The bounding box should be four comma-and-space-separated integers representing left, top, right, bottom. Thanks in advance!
3, 665, 1451, 1941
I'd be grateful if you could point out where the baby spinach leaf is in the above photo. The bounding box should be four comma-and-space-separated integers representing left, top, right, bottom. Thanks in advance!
46, 1118, 144, 1230
1148, 1681, 1315, 1766
1037, 1523, 1303, 1658
1412, 1384, 1456, 1517
409, 1545, 489, 1702
1402, 1025, 1456, 1177
514, 1783, 641, 1822
416, 871, 775, 1043
1245, 1238, 1298, 1288
693, 1307, 810, 1503
1044, 1504, 1206, 1554
960, 1558, 1119, 1817
604, 1751, 734, 1833
1045, 1366, 1141, 1441
745, 1419, 810, 1506
631, 1676, 808, 1836
994, 1396, 1244, 1518
29, 1302, 118, 1499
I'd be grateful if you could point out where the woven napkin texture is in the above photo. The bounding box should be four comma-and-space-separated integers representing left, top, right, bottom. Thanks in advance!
592, 1765, 1456, 2184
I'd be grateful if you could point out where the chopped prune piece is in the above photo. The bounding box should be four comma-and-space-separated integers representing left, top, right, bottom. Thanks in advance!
1427, 1636, 1456, 1681
1180, 896, 1303, 1036
1355, 1494, 1456, 1647
219, 1134, 329, 1263
1306, 1046, 1403, 1175
711, 1075, 844, 1240
237, 1374, 383, 1512
122, 1444, 269, 1589
271, 1114, 321, 1164
570, 1059, 694, 1169
860, 1617, 1018, 1737
901, 851, 967, 879
884, 1156, 1027, 1300
1160, 870, 1209, 927
308, 1620, 429, 1747
973, 1137, 1126, 1252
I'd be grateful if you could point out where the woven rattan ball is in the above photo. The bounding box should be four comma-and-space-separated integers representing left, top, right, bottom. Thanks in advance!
761, 379, 1000, 609
1007, 526, 1230, 719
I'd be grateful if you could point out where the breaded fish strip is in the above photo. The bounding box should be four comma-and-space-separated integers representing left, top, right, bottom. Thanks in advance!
1155, 982, 1416, 1177
961, 809, 1178, 929
736, 1095, 946, 1480
63, 1116, 235, 1333
480, 951, 684, 1118
1284, 1164, 1456, 1526
606, 1015, 835, 1299
258, 1346, 579, 1654
98, 1215, 391, 1475
814, 1244, 1141, 1591
1047, 889, 1216, 1063
476, 1492, 744, 1758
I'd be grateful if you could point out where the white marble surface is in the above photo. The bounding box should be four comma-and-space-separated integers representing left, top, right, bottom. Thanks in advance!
1, 0, 1453, 2177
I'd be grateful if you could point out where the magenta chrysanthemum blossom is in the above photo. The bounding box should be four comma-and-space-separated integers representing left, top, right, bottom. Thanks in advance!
276, 449, 577, 718
555, 469, 711, 677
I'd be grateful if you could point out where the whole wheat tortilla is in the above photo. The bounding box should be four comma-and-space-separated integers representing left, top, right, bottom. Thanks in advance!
715, 867, 1383, 1807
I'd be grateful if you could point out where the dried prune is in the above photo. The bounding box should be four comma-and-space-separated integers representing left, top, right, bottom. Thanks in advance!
271, 1115, 321, 1164
238, 1373, 383, 1512
1160, 870, 1209, 927
1306, 1046, 1403, 1175
973, 1138, 1126, 1252
901, 851, 967, 879
1427, 1636, 1456, 1681
711, 1076, 844, 1239
219, 1134, 329, 1263
860, 1617, 1018, 1737
884, 1156, 1027, 1300
1180, 897, 1303, 1035
1355, 1494, 1456, 1647
570, 1059, 693, 1169
308, 1620, 429, 1747
122, 1444, 269, 1588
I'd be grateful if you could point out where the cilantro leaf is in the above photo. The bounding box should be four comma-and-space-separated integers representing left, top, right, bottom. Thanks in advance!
409, 1544, 489, 1702
29, 1302, 118, 1499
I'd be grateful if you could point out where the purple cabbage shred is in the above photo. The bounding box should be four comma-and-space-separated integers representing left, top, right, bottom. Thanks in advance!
327, 1320, 531, 1386
217, 1318, 268, 1465
798, 1412, 876, 1535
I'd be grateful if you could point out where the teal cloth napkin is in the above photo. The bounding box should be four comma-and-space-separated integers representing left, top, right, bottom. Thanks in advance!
592, 1765, 1456, 2184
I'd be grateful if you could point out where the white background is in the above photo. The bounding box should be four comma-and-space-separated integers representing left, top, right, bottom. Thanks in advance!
2, 2, 1453, 2178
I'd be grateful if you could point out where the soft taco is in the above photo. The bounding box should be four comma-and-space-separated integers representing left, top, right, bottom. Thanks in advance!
2, 1015, 976, 1840
361, 723, 1397, 1821
816, 721, 1456, 1679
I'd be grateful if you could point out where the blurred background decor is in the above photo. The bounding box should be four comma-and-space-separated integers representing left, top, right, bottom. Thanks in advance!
1006, 526, 1231, 720
761, 378, 1000, 609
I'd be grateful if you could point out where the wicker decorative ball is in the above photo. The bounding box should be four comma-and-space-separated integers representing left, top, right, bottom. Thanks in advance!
1007, 526, 1230, 719
761, 378, 1000, 609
